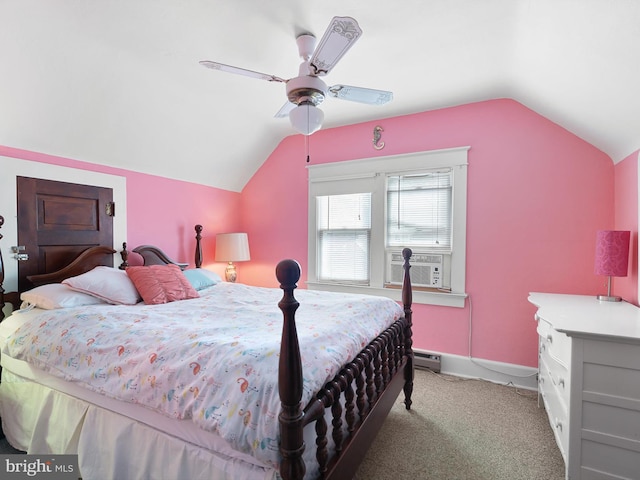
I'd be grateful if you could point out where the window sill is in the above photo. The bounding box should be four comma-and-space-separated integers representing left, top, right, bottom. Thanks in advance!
306, 282, 468, 308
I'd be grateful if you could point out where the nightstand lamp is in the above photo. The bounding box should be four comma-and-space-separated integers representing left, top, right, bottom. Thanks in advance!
215, 233, 250, 282
594, 230, 630, 302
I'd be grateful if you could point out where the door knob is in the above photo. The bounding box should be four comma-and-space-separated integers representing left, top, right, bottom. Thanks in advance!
11, 246, 29, 261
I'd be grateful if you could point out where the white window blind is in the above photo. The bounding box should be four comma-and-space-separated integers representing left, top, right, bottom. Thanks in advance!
386, 170, 452, 250
317, 193, 372, 284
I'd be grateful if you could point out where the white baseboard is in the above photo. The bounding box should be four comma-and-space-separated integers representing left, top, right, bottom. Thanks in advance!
414, 349, 538, 391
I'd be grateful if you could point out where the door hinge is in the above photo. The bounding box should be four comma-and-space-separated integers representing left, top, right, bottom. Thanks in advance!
106, 202, 115, 217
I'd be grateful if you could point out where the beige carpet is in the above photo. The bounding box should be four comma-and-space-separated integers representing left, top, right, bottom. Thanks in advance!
355, 368, 565, 480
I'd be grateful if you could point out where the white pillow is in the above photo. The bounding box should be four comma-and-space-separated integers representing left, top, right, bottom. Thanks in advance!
63, 266, 141, 305
20, 283, 106, 310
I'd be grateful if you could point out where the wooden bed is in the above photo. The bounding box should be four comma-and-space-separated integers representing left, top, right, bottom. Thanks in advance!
0, 224, 415, 480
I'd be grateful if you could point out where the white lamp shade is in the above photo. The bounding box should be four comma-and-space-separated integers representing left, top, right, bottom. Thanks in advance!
289, 103, 324, 135
215, 233, 250, 262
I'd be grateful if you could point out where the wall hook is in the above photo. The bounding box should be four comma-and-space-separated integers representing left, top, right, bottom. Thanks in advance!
373, 125, 385, 150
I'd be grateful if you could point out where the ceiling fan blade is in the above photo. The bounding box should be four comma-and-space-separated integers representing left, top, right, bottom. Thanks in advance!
199, 61, 286, 83
274, 101, 295, 118
327, 85, 393, 105
309, 16, 362, 76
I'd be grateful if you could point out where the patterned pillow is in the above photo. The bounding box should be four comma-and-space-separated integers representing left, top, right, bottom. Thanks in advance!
126, 264, 200, 305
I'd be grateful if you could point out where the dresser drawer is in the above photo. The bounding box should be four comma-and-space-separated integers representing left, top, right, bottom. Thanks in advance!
537, 317, 571, 367
539, 338, 571, 405
538, 355, 569, 460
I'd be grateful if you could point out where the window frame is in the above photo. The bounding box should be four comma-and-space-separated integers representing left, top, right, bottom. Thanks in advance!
307, 147, 469, 308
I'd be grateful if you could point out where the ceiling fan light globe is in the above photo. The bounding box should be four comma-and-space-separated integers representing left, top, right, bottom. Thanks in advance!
289, 104, 324, 136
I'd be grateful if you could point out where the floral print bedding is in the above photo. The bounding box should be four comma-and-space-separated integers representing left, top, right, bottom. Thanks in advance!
3, 282, 403, 468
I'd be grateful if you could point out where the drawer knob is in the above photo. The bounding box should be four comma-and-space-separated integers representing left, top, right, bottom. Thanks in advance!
546, 334, 553, 343
558, 378, 565, 388
555, 419, 563, 431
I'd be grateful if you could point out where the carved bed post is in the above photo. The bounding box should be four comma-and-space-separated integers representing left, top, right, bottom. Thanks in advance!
276, 259, 306, 480
402, 247, 414, 410
119, 242, 129, 270
0, 215, 5, 321
194, 225, 203, 268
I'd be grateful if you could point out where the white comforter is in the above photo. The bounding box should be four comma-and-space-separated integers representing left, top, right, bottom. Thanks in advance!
2, 283, 403, 468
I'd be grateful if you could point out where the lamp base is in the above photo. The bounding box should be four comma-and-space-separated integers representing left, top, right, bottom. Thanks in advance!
597, 294, 622, 302
225, 262, 237, 283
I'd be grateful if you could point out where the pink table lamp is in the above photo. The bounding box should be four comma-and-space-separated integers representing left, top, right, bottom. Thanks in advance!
594, 230, 630, 302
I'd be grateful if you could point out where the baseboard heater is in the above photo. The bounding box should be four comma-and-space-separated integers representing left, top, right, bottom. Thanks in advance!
414, 351, 441, 373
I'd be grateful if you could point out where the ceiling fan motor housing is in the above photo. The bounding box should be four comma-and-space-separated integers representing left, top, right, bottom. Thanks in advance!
286, 73, 327, 106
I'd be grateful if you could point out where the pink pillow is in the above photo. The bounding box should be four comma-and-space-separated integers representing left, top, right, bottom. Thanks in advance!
126, 264, 199, 305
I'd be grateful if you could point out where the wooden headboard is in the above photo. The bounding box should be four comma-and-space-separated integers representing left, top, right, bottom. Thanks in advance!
119, 243, 189, 270
0, 223, 204, 321
27, 246, 117, 287
119, 225, 203, 270
1, 244, 117, 320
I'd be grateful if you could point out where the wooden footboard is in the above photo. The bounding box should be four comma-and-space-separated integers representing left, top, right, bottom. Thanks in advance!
276, 248, 414, 480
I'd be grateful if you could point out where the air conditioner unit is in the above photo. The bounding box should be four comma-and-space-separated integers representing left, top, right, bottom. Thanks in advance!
387, 251, 443, 288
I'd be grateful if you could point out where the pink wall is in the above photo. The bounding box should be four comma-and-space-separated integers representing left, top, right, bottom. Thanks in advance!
123, 171, 241, 269
2, 98, 631, 369
614, 151, 639, 305
241, 99, 615, 367
1, 146, 242, 272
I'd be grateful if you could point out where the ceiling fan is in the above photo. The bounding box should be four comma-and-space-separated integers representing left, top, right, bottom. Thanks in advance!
200, 16, 393, 135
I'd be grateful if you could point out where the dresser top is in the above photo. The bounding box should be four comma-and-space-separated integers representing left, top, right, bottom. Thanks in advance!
529, 292, 640, 342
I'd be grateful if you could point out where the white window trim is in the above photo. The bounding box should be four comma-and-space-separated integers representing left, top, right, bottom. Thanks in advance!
307, 147, 469, 308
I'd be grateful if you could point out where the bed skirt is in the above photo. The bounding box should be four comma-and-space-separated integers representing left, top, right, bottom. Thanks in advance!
0, 370, 277, 480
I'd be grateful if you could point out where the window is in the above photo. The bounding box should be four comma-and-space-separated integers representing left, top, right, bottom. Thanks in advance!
386, 171, 452, 250
308, 148, 468, 308
317, 193, 371, 284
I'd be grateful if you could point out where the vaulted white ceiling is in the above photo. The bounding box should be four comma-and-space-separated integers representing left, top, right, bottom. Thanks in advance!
2, 1, 639, 192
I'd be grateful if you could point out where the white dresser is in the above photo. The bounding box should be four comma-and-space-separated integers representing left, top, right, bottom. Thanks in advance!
529, 293, 640, 480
